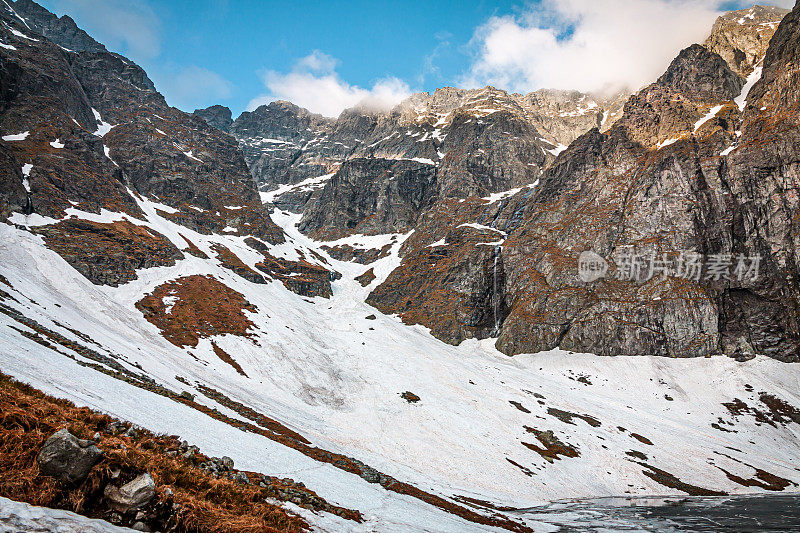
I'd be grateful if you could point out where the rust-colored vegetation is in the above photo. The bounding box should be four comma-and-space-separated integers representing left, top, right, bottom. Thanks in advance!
211, 342, 247, 377
244, 237, 333, 298
135, 275, 257, 347
0, 371, 327, 532
210, 243, 265, 284
522, 427, 580, 462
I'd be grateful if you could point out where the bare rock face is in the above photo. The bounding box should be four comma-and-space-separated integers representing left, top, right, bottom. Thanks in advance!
299, 158, 437, 239
717, 2, 800, 360
521, 89, 628, 146
704, 5, 790, 77
231, 101, 336, 189
368, 3, 800, 361
0, 3, 284, 247
104, 473, 156, 513
37, 428, 103, 484
623, 44, 743, 148
192, 105, 233, 133
232, 85, 626, 234
5, 0, 108, 54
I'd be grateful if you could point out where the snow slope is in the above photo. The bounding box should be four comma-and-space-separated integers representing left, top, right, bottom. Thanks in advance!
1, 187, 799, 531
0, 497, 131, 533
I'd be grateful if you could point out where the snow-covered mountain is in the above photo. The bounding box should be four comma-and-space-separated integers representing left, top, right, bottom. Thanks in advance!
1, 1, 799, 532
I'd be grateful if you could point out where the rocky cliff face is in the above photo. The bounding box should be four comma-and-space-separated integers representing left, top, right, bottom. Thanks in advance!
4, 0, 107, 53
205, 87, 627, 201
192, 105, 233, 133
704, 5, 789, 77
0, 1, 348, 298
366, 3, 800, 361
213, 86, 629, 240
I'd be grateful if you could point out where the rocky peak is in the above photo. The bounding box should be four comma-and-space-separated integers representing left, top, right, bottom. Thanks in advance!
192, 105, 233, 133
232, 100, 330, 141
4, 0, 106, 53
619, 43, 742, 147
0, 1, 285, 244
520, 88, 628, 146
745, 1, 800, 112
656, 44, 744, 102
704, 4, 790, 77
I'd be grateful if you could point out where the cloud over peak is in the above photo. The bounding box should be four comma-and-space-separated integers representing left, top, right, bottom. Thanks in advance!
461, 0, 791, 96
248, 51, 412, 118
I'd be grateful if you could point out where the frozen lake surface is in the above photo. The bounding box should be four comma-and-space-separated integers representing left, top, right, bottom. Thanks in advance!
526, 494, 800, 532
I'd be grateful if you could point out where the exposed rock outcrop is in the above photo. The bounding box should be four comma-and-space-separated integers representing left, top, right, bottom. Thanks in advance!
36, 428, 103, 484
104, 473, 156, 513
192, 105, 233, 133
367, 3, 800, 361
704, 5, 789, 77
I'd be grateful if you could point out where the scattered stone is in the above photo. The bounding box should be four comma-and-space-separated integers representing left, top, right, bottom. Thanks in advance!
36, 428, 103, 484
179, 391, 195, 401
106, 421, 128, 435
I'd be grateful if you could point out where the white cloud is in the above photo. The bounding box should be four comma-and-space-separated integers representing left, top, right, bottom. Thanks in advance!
248, 51, 412, 118
462, 0, 793, 96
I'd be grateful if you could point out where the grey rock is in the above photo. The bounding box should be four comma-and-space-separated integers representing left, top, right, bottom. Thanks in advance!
192, 105, 233, 133
36, 428, 103, 484
6, 0, 108, 54
104, 473, 156, 513
299, 158, 438, 239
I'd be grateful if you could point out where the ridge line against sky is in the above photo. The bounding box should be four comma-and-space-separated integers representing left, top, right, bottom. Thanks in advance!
36, 0, 795, 118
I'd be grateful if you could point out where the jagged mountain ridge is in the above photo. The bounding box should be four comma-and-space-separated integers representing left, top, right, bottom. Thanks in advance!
704, 4, 790, 77
194, 3, 795, 359
366, 4, 800, 361
202, 86, 626, 198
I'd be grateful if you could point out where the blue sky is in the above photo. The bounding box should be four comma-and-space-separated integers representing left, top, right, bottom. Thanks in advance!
37, 0, 792, 118
38, 0, 522, 114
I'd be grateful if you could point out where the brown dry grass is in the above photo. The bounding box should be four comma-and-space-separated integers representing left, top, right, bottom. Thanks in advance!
135, 275, 257, 347
0, 371, 309, 532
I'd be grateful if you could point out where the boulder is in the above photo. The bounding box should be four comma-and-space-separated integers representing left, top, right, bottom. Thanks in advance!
36, 428, 103, 484
104, 473, 156, 513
